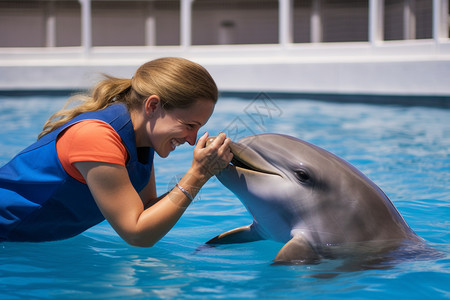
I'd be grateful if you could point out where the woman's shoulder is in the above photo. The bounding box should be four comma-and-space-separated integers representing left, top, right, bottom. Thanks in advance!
59, 119, 126, 155
67, 119, 116, 132
57, 120, 128, 183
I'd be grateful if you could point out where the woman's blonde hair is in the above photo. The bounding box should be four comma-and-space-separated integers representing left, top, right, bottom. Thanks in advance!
38, 57, 218, 139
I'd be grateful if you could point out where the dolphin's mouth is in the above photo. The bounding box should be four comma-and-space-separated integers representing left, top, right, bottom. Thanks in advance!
227, 142, 280, 176
230, 156, 257, 170
229, 157, 279, 176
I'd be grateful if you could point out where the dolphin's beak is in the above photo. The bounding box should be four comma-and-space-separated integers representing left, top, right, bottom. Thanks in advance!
207, 136, 279, 176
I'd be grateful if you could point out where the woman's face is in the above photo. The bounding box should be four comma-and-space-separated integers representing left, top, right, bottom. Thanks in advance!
145, 98, 215, 158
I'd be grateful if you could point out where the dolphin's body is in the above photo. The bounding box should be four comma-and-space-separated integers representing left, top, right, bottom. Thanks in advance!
207, 134, 429, 266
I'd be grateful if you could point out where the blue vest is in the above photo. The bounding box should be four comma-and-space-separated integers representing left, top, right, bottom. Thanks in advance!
0, 103, 154, 242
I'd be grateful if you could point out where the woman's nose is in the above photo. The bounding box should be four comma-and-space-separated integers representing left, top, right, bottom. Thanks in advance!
186, 130, 198, 146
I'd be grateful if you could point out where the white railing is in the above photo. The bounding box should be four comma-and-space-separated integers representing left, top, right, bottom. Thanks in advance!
69, 0, 450, 54
1, 0, 449, 97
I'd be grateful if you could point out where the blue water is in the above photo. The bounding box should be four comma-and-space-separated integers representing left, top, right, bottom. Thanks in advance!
0, 95, 449, 299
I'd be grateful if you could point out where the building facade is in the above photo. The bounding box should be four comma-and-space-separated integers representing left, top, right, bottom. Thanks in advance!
0, 0, 449, 102
0, 0, 445, 47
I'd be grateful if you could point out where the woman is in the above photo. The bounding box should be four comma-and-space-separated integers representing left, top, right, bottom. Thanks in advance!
0, 57, 233, 246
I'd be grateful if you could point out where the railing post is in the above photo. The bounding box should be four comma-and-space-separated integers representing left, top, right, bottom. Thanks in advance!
279, 0, 293, 46
181, 0, 194, 48
369, 0, 384, 45
45, 0, 56, 47
146, 1, 156, 46
433, 0, 449, 42
403, 0, 416, 40
310, 0, 322, 43
79, 0, 92, 55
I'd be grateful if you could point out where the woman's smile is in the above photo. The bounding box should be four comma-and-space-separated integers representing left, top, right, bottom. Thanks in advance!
170, 138, 184, 151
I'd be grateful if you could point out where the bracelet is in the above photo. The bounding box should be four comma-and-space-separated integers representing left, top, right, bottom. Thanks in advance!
175, 183, 194, 202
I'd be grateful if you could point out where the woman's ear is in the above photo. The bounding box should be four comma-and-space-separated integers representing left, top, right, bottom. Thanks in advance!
144, 95, 161, 116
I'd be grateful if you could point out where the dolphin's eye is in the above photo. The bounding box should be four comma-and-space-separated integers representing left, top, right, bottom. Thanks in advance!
294, 169, 310, 182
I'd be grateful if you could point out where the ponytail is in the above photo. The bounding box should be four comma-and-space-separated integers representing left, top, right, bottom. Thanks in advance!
38, 76, 132, 139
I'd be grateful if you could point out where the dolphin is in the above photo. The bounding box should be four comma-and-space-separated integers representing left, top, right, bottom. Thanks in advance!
206, 134, 430, 266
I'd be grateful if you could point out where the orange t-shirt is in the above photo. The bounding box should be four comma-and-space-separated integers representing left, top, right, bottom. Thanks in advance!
56, 120, 128, 183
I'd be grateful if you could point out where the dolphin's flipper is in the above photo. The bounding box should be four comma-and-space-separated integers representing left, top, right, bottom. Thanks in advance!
206, 224, 264, 244
273, 236, 320, 264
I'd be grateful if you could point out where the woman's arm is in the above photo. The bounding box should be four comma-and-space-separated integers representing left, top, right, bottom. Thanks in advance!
75, 132, 232, 247
139, 165, 164, 209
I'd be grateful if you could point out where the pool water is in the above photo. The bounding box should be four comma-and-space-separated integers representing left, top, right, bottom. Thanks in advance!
0, 95, 449, 299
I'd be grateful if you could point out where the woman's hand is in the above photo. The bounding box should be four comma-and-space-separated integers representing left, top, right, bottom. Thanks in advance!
190, 132, 233, 183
